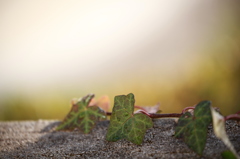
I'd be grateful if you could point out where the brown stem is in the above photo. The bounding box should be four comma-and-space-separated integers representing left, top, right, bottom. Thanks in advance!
224, 114, 240, 121
148, 113, 182, 118
105, 111, 182, 118
106, 112, 112, 116
106, 109, 240, 120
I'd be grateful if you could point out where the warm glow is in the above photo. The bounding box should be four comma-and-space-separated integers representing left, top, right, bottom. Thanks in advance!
0, 0, 239, 120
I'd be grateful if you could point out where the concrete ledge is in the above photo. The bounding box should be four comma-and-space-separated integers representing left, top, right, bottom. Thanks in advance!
0, 119, 239, 158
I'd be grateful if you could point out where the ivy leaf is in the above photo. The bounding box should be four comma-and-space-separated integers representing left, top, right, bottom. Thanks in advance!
56, 94, 106, 133
106, 93, 153, 145
175, 100, 212, 155
174, 112, 192, 138
221, 151, 237, 159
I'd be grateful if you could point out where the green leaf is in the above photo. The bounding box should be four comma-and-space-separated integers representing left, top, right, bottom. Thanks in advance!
175, 100, 212, 155
175, 112, 192, 138
221, 150, 237, 159
106, 93, 153, 145
56, 94, 106, 133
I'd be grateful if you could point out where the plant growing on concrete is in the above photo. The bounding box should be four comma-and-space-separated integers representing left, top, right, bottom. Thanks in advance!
106, 93, 153, 145
57, 93, 240, 158
174, 100, 212, 155
56, 94, 105, 133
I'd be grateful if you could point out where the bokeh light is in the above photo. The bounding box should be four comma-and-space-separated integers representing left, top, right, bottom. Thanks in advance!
0, 0, 240, 120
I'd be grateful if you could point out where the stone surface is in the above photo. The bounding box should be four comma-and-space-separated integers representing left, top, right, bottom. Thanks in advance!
0, 119, 239, 159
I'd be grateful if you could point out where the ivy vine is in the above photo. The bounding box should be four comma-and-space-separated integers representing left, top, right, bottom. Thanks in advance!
57, 93, 240, 158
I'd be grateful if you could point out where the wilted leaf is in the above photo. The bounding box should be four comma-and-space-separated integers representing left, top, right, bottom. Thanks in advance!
106, 93, 153, 145
211, 108, 239, 159
134, 103, 161, 114
89, 95, 110, 112
175, 100, 212, 155
56, 94, 106, 133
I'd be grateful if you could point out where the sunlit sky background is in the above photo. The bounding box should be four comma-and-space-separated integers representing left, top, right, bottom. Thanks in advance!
0, 0, 239, 120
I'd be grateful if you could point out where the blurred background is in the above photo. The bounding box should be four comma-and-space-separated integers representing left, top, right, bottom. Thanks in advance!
0, 0, 240, 121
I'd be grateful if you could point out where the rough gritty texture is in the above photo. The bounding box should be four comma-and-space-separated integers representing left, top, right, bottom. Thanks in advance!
0, 119, 239, 159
